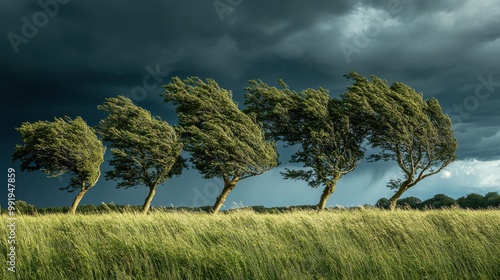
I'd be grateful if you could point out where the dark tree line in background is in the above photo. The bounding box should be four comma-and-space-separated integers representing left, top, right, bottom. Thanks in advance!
377, 192, 500, 210
5, 191, 500, 215
12, 73, 459, 213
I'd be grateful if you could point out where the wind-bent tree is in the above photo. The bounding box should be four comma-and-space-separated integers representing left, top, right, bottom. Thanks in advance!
162, 77, 278, 214
12, 116, 105, 214
244, 80, 365, 211
342, 72, 458, 211
97, 96, 183, 214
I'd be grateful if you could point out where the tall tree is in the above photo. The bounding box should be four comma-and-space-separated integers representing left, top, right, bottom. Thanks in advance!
342, 72, 458, 211
244, 80, 365, 210
13, 116, 105, 214
162, 77, 278, 213
97, 96, 183, 214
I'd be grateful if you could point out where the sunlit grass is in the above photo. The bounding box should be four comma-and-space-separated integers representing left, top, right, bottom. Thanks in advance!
2, 209, 500, 279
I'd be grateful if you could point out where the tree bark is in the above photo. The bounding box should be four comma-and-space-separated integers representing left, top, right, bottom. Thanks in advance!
142, 185, 157, 215
389, 180, 411, 211
211, 180, 237, 214
68, 182, 88, 215
317, 181, 337, 211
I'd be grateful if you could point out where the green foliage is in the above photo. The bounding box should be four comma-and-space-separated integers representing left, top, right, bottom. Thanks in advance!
2, 210, 500, 279
244, 80, 365, 189
97, 96, 183, 189
376, 198, 391, 209
162, 77, 278, 182
378, 192, 500, 210
12, 116, 105, 192
420, 194, 456, 209
457, 193, 487, 209
243, 79, 299, 142
484, 192, 500, 207
11, 200, 36, 215
11, 191, 500, 215
397, 196, 422, 209
342, 72, 458, 209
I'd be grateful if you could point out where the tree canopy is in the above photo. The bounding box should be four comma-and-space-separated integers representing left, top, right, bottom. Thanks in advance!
162, 77, 278, 213
10, 73, 463, 213
244, 80, 365, 210
97, 96, 183, 214
377, 192, 500, 210
343, 72, 458, 210
13, 116, 105, 214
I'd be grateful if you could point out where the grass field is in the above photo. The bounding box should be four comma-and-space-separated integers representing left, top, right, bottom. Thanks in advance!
2, 208, 500, 279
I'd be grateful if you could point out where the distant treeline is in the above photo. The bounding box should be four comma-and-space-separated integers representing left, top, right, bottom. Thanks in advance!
376, 191, 500, 210
3, 192, 499, 215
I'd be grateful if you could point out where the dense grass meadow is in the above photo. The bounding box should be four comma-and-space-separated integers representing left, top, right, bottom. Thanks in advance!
2, 209, 500, 279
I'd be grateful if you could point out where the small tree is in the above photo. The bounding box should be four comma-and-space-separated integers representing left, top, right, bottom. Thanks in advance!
162, 77, 278, 213
97, 96, 183, 214
13, 117, 105, 214
457, 193, 485, 209
397, 196, 422, 209
244, 80, 365, 210
420, 194, 456, 209
484, 192, 500, 208
14, 200, 37, 215
342, 72, 458, 211
376, 198, 391, 209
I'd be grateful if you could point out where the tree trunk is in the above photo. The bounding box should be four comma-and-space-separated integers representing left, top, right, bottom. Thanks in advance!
68, 182, 88, 215
317, 181, 337, 211
211, 180, 237, 214
389, 180, 412, 211
142, 185, 157, 215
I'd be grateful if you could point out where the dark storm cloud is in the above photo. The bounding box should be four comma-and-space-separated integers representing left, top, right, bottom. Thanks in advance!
3, 0, 499, 139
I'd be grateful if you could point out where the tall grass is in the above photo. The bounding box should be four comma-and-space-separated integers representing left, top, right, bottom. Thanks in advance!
2, 209, 500, 279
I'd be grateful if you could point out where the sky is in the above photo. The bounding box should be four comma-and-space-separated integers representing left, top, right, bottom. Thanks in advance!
1, 0, 500, 210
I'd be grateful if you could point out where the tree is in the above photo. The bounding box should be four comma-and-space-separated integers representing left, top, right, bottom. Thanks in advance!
97, 96, 184, 214
14, 200, 37, 215
162, 77, 278, 214
420, 194, 456, 209
376, 198, 391, 209
396, 196, 422, 209
13, 116, 105, 214
457, 193, 485, 209
484, 192, 500, 208
342, 72, 458, 211
244, 80, 365, 210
